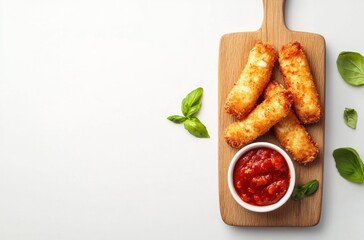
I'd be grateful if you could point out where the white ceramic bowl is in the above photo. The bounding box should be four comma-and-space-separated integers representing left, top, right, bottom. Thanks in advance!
227, 142, 295, 213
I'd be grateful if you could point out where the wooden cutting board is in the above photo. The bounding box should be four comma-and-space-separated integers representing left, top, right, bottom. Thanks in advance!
218, 0, 325, 227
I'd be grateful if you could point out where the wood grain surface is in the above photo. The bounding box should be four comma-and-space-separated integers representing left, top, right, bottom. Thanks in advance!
218, 0, 325, 227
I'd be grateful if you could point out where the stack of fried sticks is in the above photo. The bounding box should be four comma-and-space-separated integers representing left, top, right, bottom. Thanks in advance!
224, 41, 321, 164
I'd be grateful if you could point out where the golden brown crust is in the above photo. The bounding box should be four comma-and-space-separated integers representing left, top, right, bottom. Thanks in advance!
264, 81, 319, 164
224, 41, 277, 120
279, 41, 322, 124
224, 89, 293, 149
274, 112, 319, 164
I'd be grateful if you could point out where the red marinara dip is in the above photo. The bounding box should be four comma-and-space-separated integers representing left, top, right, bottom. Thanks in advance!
233, 147, 290, 206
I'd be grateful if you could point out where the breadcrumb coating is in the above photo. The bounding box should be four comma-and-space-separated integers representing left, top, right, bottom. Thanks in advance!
225, 41, 277, 120
264, 81, 319, 164
279, 41, 322, 124
225, 89, 293, 149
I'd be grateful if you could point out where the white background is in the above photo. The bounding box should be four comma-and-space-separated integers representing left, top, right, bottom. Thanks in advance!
0, 0, 362, 239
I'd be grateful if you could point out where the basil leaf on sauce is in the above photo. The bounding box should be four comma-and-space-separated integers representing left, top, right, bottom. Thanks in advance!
184, 117, 210, 138
337, 52, 364, 86
181, 87, 203, 117
291, 179, 319, 201
333, 148, 364, 183
343, 108, 358, 129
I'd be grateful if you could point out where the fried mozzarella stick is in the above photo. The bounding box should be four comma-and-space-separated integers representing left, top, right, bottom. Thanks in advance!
225, 41, 277, 120
264, 81, 319, 164
279, 41, 322, 124
225, 89, 293, 149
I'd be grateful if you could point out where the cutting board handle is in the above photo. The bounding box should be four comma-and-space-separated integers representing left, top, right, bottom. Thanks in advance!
261, 0, 288, 35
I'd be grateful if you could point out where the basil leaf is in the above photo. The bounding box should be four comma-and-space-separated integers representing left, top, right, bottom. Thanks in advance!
167, 87, 209, 138
337, 52, 364, 86
343, 108, 358, 129
183, 117, 210, 138
167, 115, 187, 124
291, 188, 305, 201
291, 179, 319, 201
333, 148, 364, 183
181, 87, 203, 117
304, 180, 319, 196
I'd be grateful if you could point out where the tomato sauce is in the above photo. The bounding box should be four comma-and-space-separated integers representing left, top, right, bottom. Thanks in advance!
233, 147, 290, 206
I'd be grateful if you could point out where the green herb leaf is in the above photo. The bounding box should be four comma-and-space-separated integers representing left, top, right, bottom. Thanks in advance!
181, 87, 203, 117
304, 180, 319, 196
291, 179, 319, 201
183, 117, 210, 138
167, 87, 209, 138
343, 108, 358, 129
333, 148, 364, 183
337, 52, 364, 86
291, 189, 305, 201
167, 115, 187, 124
